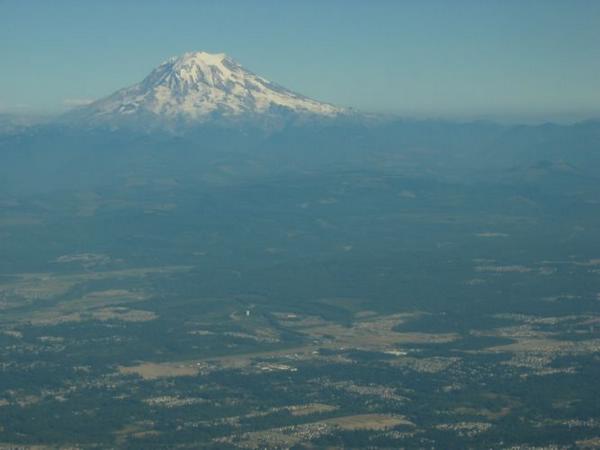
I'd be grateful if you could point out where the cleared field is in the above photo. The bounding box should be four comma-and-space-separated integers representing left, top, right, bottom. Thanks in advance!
289, 403, 338, 416
0, 266, 191, 325
119, 362, 200, 380
221, 414, 414, 448
324, 413, 414, 430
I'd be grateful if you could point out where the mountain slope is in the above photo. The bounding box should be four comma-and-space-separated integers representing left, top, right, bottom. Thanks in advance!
68, 51, 344, 128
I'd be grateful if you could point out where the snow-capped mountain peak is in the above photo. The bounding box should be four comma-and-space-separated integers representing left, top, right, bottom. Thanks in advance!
74, 51, 344, 126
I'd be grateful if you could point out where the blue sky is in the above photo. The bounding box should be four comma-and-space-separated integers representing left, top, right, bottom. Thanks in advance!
1, 0, 600, 121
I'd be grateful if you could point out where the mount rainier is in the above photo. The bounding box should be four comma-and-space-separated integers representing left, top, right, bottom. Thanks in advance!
68, 51, 345, 128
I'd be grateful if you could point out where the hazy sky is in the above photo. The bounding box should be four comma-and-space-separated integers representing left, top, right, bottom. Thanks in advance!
1, 0, 600, 121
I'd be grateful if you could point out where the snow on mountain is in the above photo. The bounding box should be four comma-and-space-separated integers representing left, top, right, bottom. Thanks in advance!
72, 51, 344, 126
